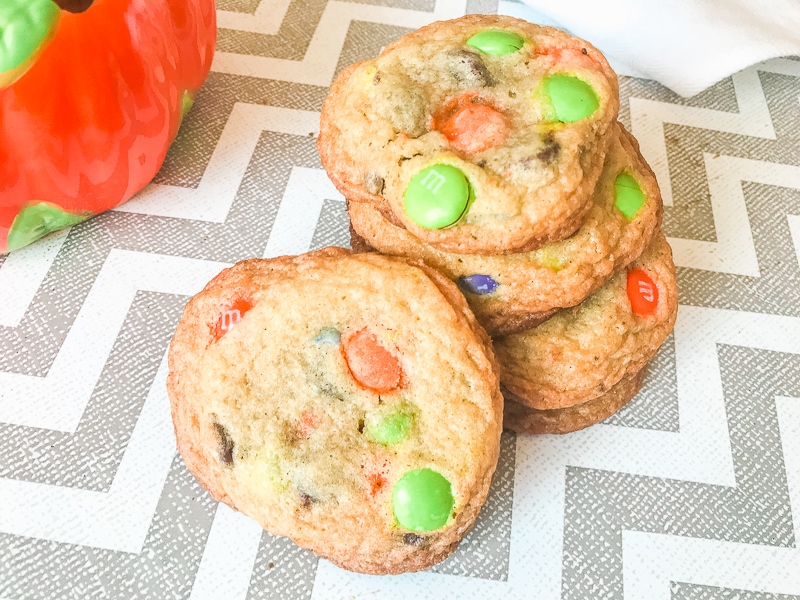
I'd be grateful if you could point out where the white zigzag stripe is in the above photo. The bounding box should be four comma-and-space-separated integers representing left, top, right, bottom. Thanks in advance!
788, 214, 800, 266
0, 251, 227, 432
629, 58, 800, 208
210, 0, 468, 86
216, 0, 291, 35
632, 58, 800, 216
624, 395, 800, 598
0, 353, 173, 552
0, 229, 68, 328
308, 307, 800, 599
189, 504, 264, 600
669, 155, 800, 276
630, 58, 800, 274
116, 105, 320, 222
0, 251, 231, 550
263, 167, 344, 257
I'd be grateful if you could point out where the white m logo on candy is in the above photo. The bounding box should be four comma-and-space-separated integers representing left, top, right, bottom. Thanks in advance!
419, 169, 447, 194
219, 309, 242, 332
638, 281, 655, 303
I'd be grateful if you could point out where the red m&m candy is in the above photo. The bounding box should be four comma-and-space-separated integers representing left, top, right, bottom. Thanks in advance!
626, 269, 658, 315
213, 298, 253, 340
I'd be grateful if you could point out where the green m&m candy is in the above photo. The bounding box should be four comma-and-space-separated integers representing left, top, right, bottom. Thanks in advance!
366, 409, 413, 445
614, 173, 645, 220
392, 468, 454, 531
405, 165, 472, 229
466, 30, 525, 55
544, 74, 599, 123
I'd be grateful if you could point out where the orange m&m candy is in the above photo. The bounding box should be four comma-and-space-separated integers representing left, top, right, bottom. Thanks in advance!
626, 269, 658, 315
440, 103, 508, 155
342, 328, 403, 393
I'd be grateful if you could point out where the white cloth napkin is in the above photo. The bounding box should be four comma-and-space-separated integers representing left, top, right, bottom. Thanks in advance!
501, 0, 800, 97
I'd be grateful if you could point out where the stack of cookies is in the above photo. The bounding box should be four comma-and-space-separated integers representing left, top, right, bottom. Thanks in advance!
166, 13, 678, 576
318, 14, 677, 434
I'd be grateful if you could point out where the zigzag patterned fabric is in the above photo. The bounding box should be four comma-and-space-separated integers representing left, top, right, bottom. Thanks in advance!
1, 0, 799, 598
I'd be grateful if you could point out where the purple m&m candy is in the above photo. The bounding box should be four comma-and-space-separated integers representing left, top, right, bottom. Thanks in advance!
457, 274, 499, 295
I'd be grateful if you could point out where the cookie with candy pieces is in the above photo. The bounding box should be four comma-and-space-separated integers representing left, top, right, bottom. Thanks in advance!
167, 248, 503, 574
494, 231, 677, 433
318, 13, 619, 255
503, 367, 648, 435
349, 122, 661, 336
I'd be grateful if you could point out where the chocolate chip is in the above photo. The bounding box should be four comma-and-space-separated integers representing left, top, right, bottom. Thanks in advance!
212, 422, 235, 466
373, 74, 427, 137
535, 134, 560, 164
357, 418, 365, 434
536, 143, 560, 164
317, 381, 345, 401
518, 137, 560, 170
308, 369, 346, 401
403, 533, 425, 546
364, 172, 385, 196
447, 49, 494, 88
581, 47, 588, 55
298, 491, 317, 509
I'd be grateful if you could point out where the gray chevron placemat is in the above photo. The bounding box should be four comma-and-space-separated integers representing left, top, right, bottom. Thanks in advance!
1, 1, 799, 599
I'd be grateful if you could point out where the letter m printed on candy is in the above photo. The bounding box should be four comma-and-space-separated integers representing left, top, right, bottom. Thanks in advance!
420, 169, 448, 194
219, 309, 242, 332
638, 280, 655, 303
627, 269, 658, 316
404, 164, 472, 230
213, 298, 253, 340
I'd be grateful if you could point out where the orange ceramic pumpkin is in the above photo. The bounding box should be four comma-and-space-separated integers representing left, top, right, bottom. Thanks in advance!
0, 0, 216, 253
